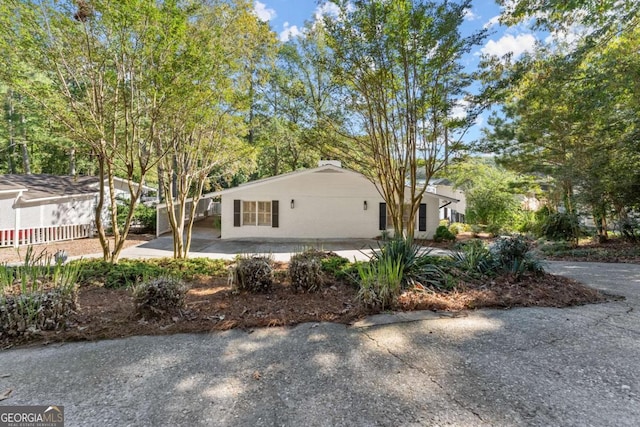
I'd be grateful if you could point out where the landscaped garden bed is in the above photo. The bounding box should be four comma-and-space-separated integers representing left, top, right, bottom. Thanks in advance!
0, 236, 609, 349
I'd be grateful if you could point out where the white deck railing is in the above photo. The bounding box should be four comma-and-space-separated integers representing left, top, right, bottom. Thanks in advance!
0, 223, 93, 248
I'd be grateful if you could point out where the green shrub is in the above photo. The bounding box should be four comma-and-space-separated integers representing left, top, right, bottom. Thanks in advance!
73, 257, 229, 288
448, 222, 468, 235
434, 225, 456, 242
368, 238, 445, 288
356, 257, 402, 310
132, 277, 187, 318
116, 201, 157, 234
231, 256, 273, 293
320, 255, 350, 277
485, 223, 502, 237
542, 212, 581, 241
490, 235, 544, 277
289, 250, 324, 292
451, 239, 497, 276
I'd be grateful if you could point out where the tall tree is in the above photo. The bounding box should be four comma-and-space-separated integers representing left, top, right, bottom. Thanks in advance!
322, 0, 485, 238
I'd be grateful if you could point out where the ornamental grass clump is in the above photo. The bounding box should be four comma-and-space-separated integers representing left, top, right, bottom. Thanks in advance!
0, 247, 81, 338
356, 256, 403, 310
132, 277, 187, 318
230, 256, 274, 293
289, 250, 324, 292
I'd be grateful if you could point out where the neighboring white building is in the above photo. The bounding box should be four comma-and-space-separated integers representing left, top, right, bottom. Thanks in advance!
205, 163, 462, 240
429, 178, 467, 223
0, 174, 153, 247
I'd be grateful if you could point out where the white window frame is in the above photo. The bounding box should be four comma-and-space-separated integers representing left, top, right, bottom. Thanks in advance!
242, 201, 271, 226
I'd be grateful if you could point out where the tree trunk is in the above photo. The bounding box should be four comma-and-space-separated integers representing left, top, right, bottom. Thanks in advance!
20, 114, 31, 174
7, 90, 15, 174
69, 146, 76, 176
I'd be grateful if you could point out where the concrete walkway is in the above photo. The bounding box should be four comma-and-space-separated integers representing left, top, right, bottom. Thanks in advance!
1, 261, 639, 426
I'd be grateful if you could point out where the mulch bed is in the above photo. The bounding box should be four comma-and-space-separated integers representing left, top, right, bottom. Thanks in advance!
540, 239, 640, 264
3, 268, 608, 349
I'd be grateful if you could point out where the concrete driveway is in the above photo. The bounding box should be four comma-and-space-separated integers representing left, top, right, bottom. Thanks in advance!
0, 261, 639, 426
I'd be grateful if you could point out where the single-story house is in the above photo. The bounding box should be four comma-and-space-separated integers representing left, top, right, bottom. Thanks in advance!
429, 178, 466, 223
0, 174, 153, 248
204, 161, 462, 240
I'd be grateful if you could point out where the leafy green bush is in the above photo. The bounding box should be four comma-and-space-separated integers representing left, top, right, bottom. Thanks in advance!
619, 217, 640, 242
542, 212, 581, 241
448, 222, 468, 235
356, 257, 402, 310
490, 235, 543, 277
116, 201, 157, 234
434, 225, 456, 242
320, 255, 350, 277
485, 223, 503, 237
451, 239, 497, 276
72, 257, 228, 288
368, 238, 445, 288
230, 256, 273, 293
132, 277, 187, 318
289, 250, 324, 292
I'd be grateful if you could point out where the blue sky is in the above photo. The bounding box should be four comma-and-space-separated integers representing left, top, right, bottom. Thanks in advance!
252, 1, 544, 143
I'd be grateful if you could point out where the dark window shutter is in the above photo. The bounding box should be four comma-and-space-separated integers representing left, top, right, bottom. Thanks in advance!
443, 207, 448, 220
379, 203, 387, 231
272, 200, 279, 228
233, 199, 241, 227
419, 203, 427, 232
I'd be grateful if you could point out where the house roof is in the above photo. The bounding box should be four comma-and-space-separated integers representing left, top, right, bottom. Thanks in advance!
0, 174, 98, 201
203, 165, 460, 203
0, 174, 156, 203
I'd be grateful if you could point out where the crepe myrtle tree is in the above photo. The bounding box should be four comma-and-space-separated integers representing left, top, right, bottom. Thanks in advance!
322, 0, 486, 238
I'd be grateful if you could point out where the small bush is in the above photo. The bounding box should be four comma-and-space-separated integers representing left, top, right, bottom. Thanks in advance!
451, 239, 497, 277
491, 235, 544, 277
448, 222, 468, 235
132, 277, 187, 318
116, 201, 157, 234
0, 247, 81, 338
485, 223, 502, 237
231, 256, 273, 293
434, 225, 456, 242
289, 250, 324, 292
320, 255, 350, 277
357, 257, 402, 310
542, 212, 581, 241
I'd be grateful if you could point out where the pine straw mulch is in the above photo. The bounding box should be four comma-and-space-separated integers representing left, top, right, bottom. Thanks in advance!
539, 239, 640, 264
3, 266, 609, 349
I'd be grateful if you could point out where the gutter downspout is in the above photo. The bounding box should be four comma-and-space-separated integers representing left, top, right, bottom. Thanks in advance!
439, 201, 453, 210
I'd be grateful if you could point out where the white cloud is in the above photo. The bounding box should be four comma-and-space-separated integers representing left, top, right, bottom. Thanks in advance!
544, 24, 587, 49
483, 15, 501, 29
480, 33, 537, 58
464, 8, 480, 21
314, 1, 341, 22
279, 22, 303, 42
253, 1, 276, 22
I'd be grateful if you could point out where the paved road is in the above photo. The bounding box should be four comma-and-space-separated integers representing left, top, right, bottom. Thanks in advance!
0, 261, 639, 426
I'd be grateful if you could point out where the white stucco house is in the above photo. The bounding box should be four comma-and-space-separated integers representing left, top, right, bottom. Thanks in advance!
0, 174, 153, 247
205, 161, 462, 240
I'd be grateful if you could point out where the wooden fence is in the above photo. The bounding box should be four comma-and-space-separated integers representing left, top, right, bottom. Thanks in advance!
0, 223, 93, 248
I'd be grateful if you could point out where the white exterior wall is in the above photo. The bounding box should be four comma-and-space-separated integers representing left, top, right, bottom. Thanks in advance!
220, 169, 441, 239
0, 197, 16, 229
17, 197, 95, 228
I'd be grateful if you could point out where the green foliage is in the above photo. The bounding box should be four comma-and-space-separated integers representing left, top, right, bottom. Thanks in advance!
72, 257, 227, 288
434, 225, 456, 242
491, 235, 543, 276
132, 277, 187, 318
451, 236, 543, 278
0, 247, 82, 337
451, 240, 497, 276
368, 238, 445, 289
289, 250, 325, 292
448, 222, 469, 235
117, 202, 157, 234
541, 213, 581, 241
356, 256, 403, 310
619, 217, 640, 242
231, 256, 273, 293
